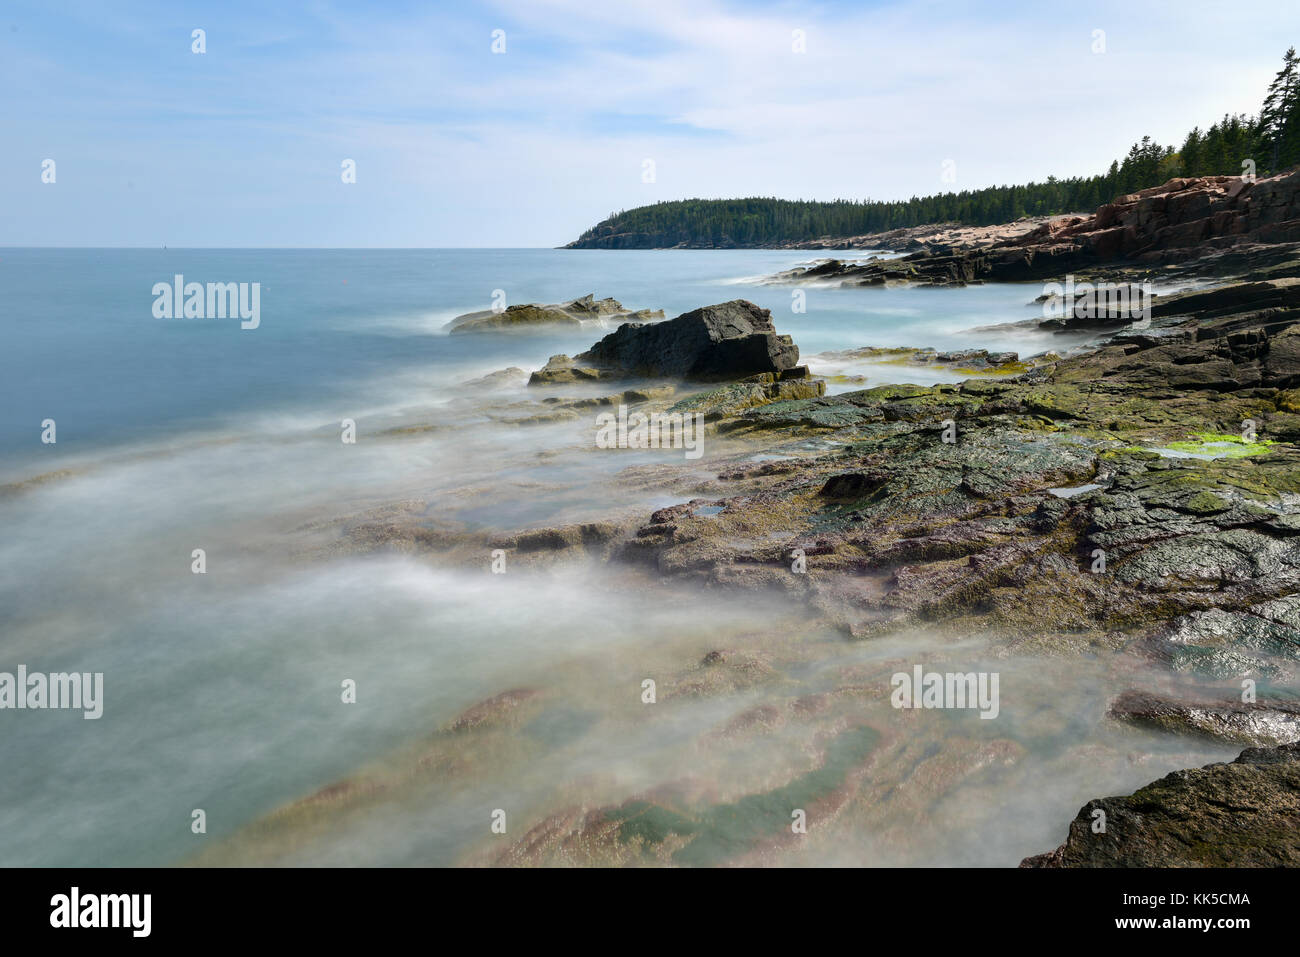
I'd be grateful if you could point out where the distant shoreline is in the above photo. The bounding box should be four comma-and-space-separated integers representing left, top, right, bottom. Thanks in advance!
560, 217, 1065, 252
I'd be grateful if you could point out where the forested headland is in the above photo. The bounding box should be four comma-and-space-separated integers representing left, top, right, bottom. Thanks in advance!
567, 48, 1300, 248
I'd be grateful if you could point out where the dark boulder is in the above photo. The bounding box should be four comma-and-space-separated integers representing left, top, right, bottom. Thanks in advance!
1021, 742, 1300, 867
574, 300, 799, 381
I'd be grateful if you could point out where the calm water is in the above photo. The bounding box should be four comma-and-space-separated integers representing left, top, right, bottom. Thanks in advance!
0, 249, 1220, 867
0, 248, 1070, 468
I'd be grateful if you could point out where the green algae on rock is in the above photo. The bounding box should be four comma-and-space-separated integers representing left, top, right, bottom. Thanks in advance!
1159, 432, 1278, 459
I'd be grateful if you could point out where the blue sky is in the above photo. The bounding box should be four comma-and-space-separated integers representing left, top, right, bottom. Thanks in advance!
4, 0, 1298, 247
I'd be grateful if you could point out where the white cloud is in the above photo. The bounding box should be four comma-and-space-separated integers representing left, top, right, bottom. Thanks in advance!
3, 0, 1297, 245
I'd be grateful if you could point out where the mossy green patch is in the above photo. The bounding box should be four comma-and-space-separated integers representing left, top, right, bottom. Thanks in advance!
1164, 432, 1277, 458
953, 362, 1030, 377
1182, 490, 1230, 514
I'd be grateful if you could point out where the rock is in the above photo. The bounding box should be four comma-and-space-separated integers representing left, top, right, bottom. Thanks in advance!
507, 522, 620, 553
460, 367, 529, 389
562, 294, 623, 317
447, 294, 662, 334
448, 304, 579, 334
1108, 689, 1300, 746
1155, 597, 1300, 678
1152, 277, 1300, 320
561, 294, 665, 323
1021, 743, 1300, 866
811, 345, 1034, 375
668, 370, 826, 420
934, 349, 986, 364
449, 689, 541, 732
819, 471, 888, 500
528, 354, 608, 385
574, 300, 800, 381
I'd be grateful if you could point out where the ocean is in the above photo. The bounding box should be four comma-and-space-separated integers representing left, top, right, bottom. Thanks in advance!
0, 247, 1080, 464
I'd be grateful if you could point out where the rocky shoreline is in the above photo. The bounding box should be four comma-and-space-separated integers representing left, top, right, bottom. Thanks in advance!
562, 216, 1061, 252
198, 171, 1300, 867
765, 170, 1300, 291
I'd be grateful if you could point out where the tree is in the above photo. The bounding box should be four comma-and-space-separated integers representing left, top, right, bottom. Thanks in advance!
1262, 47, 1299, 171
1181, 127, 1203, 177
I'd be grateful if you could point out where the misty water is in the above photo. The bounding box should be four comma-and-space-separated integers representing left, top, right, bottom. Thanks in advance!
0, 249, 1235, 866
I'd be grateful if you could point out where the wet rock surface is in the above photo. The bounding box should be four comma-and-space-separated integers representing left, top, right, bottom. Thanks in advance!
666, 368, 826, 420
1021, 743, 1300, 867
616, 294, 1300, 652
1108, 689, 1300, 746
811, 346, 1053, 377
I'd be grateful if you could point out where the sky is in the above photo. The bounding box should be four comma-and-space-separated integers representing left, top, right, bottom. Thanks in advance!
3, 0, 1299, 247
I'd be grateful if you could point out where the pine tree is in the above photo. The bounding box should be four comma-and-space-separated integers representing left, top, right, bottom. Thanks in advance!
1261, 47, 1299, 171
1181, 127, 1203, 177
